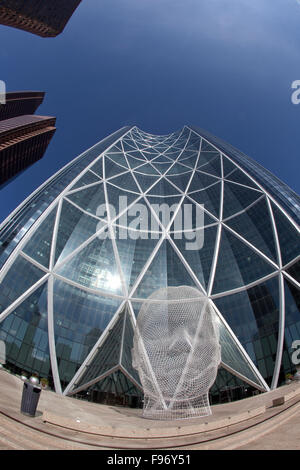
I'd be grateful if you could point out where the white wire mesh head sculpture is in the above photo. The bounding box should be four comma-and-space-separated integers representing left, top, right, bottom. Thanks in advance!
132, 286, 221, 420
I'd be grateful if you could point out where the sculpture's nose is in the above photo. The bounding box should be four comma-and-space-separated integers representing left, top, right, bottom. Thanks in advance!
168, 328, 193, 354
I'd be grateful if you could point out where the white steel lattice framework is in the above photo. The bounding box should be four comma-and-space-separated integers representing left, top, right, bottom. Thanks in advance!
0, 125, 299, 402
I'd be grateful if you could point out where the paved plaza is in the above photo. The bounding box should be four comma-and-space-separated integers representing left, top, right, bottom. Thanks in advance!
0, 369, 299, 450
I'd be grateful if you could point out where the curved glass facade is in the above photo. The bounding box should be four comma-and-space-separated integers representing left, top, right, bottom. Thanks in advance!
0, 125, 299, 405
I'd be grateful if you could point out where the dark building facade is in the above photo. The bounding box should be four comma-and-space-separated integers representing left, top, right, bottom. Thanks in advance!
0, 126, 299, 407
0, 114, 56, 186
0, 91, 45, 121
0, 0, 82, 37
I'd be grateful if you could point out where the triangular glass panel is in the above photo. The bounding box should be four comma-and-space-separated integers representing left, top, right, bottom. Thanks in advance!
111, 142, 123, 151
224, 197, 278, 263
105, 151, 129, 169
80, 369, 142, 399
54, 200, 106, 266
66, 182, 106, 217
147, 177, 182, 196
285, 259, 300, 284
105, 157, 129, 179
107, 144, 125, 154
74, 311, 125, 388
169, 199, 217, 231
170, 223, 218, 291
143, 147, 160, 155
137, 146, 150, 153
134, 163, 160, 175
151, 162, 173, 174
0, 281, 51, 381
70, 171, 101, 191
126, 150, 146, 161
187, 135, 201, 147
120, 311, 140, 383
185, 139, 201, 151
23, 206, 57, 268
90, 158, 103, 179
165, 172, 192, 193
224, 166, 259, 190
53, 278, 122, 389
114, 226, 162, 290
139, 147, 157, 154
133, 172, 160, 193
107, 172, 140, 193
212, 227, 275, 294
152, 155, 173, 163
188, 181, 221, 218
153, 144, 170, 153
145, 194, 183, 229
132, 239, 199, 299
172, 143, 185, 151
126, 155, 146, 170
106, 183, 141, 219
222, 181, 262, 220
166, 163, 192, 175
197, 152, 222, 177
271, 202, 300, 266
181, 148, 199, 156
222, 156, 237, 178
190, 130, 202, 140
122, 141, 138, 152
214, 313, 266, 388
214, 276, 280, 387
0, 256, 46, 316
114, 194, 163, 233
201, 141, 217, 152
178, 155, 198, 169
188, 171, 220, 193
55, 236, 123, 295
141, 151, 158, 161
164, 149, 182, 160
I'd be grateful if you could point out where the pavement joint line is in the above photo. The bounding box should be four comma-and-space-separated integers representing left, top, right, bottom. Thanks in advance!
42, 407, 266, 439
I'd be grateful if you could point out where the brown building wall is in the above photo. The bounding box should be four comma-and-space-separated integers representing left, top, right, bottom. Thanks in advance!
0, 0, 82, 37
0, 91, 45, 121
0, 115, 56, 185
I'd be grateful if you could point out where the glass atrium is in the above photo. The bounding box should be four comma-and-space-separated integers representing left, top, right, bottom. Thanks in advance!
0, 126, 299, 406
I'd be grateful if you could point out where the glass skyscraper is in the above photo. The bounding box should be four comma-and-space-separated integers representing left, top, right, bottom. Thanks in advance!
0, 126, 299, 405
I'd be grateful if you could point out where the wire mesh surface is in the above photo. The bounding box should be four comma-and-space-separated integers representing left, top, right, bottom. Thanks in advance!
132, 286, 221, 420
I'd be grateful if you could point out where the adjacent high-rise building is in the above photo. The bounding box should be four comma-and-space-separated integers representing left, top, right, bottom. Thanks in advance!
0, 114, 56, 186
0, 91, 45, 121
0, 0, 82, 38
0, 126, 299, 407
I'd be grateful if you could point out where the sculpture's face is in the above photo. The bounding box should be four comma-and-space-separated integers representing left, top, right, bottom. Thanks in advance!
132, 296, 221, 402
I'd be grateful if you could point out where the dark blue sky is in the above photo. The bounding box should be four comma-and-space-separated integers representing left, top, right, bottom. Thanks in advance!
1, 0, 300, 223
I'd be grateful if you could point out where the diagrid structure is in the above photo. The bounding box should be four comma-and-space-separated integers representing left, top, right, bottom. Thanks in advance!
0, 126, 299, 405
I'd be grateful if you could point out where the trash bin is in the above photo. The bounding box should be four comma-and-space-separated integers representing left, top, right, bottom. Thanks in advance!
20, 381, 42, 417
